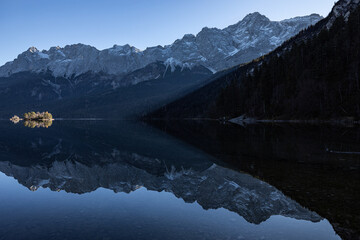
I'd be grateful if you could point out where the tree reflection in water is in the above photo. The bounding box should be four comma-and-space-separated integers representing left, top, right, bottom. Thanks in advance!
23, 120, 53, 128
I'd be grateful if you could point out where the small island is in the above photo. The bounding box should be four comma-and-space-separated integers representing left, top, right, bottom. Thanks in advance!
23, 111, 53, 121
10, 111, 54, 128
9, 115, 21, 123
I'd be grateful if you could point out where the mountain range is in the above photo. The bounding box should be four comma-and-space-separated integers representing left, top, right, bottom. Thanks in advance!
0, 13, 321, 78
0, 12, 323, 118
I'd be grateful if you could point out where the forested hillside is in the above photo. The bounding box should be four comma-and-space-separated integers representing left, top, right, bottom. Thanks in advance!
214, 5, 360, 120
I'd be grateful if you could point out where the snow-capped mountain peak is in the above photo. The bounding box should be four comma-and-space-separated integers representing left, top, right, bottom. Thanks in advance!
27, 46, 39, 53
109, 44, 141, 56
242, 12, 270, 23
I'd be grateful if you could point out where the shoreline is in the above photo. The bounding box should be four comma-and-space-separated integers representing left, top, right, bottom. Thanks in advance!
229, 116, 360, 126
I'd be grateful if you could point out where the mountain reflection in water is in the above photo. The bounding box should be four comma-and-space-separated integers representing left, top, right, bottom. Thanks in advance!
0, 120, 345, 240
149, 120, 360, 240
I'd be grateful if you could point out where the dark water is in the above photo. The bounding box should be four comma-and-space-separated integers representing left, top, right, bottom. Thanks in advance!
0, 120, 358, 240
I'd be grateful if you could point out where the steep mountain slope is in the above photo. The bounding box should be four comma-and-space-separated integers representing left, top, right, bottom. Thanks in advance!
0, 62, 212, 118
148, 0, 360, 120
0, 14, 322, 78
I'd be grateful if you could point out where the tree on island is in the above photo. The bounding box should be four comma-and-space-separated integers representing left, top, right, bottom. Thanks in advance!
23, 111, 53, 120
9, 115, 20, 123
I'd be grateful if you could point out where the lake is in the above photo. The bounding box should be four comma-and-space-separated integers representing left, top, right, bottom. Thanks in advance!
0, 120, 358, 240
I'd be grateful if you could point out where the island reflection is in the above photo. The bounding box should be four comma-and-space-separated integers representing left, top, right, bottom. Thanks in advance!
23, 120, 53, 128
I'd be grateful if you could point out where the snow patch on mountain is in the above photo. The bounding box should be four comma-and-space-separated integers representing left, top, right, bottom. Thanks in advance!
37, 52, 50, 59
164, 57, 192, 73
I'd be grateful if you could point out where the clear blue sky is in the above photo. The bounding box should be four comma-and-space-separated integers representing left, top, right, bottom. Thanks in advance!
0, 0, 336, 65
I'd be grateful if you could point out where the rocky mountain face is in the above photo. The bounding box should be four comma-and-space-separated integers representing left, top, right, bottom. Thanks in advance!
0, 13, 322, 78
326, 0, 360, 28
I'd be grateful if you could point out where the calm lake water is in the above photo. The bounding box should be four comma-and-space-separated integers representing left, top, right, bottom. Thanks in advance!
0, 120, 358, 240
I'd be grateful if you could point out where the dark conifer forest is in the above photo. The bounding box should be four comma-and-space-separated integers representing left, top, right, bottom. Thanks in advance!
214, 5, 360, 120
